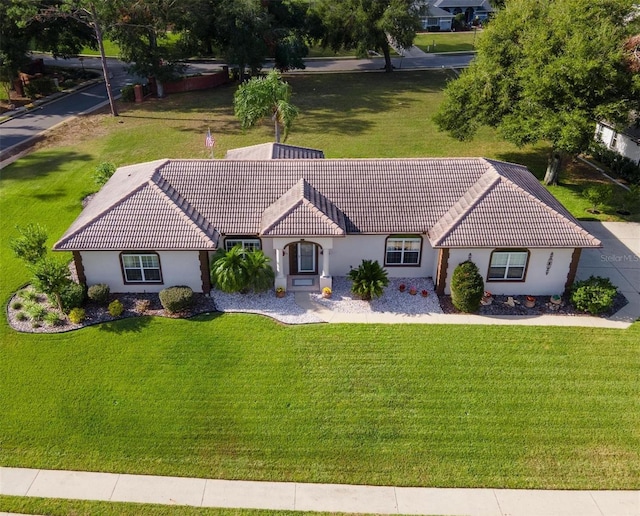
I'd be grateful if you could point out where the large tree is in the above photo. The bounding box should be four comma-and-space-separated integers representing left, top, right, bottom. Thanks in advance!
234, 70, 299, 143
311, 0, 422, 73
434, 0, 640, 185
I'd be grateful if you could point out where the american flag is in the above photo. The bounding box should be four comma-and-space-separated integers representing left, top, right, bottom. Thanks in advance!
205, 129, 215, 148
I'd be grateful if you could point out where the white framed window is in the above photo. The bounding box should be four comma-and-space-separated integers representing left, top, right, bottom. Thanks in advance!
224, 238, 261, 252
121, 253, 162, 283
610, 132, 618, 149
488, 250, 529, 281
385, 236, 421, 266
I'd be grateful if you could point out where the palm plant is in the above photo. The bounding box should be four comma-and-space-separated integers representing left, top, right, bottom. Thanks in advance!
348, 259, 389, 301
243, 249, 275, 293
210, 246, 248, 293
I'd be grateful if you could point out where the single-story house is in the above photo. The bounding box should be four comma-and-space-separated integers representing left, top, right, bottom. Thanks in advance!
432, 0, 493, 23
595, 120, 640, 165
53, 155, 601, 297
420, 5, 454, 32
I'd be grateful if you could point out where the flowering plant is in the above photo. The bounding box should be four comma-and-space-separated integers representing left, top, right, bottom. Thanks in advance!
276, 287, 285, 294
322, 287, 332, 295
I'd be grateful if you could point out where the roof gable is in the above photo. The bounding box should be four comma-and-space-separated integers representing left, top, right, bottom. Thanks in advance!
225, 143, 325, 160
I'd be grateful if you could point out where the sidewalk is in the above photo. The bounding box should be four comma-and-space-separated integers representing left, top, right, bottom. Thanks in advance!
1, 467, 638, 515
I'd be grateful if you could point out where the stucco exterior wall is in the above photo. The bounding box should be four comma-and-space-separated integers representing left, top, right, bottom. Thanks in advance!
444, 248, 574, 296
80, 251, 204, 293
596, 123, 640, 164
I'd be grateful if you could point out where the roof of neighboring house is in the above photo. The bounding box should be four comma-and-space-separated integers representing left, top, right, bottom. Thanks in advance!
433, 0, 493, 11
225, 142, 325, 160
54, 157, 601, 251
423, 5, 454, 18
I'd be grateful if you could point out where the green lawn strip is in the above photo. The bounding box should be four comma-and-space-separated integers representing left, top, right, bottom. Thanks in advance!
0, 495, 347, 516
413, 32, 478, 53
1, 316, 638, 489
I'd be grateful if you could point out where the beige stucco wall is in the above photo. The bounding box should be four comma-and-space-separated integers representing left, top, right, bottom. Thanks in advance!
444, 248, 574, 296
81, 251, 204, 293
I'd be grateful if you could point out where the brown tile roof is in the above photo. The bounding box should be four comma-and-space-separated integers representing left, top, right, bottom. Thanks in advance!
225, 143, 325, 160
53, 158, 601, 251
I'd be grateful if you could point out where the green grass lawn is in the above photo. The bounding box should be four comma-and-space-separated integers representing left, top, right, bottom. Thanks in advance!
1, 70, 638, 492
414, 31, 479, 53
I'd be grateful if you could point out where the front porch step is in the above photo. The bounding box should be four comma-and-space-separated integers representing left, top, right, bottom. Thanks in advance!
287, 275, 319, 292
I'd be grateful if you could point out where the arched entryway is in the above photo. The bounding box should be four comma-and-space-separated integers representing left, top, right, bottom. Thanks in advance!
288, 241, 319, 275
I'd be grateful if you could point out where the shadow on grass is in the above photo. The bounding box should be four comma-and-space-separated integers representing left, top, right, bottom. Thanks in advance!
98, 316, 153, 334
1, 149, 93, 182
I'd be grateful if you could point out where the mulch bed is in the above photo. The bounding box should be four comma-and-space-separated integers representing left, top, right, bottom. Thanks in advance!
438, 292, 628, 318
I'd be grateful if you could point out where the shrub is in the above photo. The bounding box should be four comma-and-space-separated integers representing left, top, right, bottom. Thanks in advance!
19, 289, 39, 302
60, 281, 86, 312
10, 223, 48, 265
348, 260, 389, 301
24, 77, 57, 98
570, 275, 617, 314
210, 246, 248, 293
582, 184, 613, 212
44, 312, 63, 327
134, 299, 151, 314
23, 301, 48, 321
31, 257, 72, 311
121, 84, 136, 102
159, 286, 194, 313
11, 301, 23, 310
450, 260, 484, 313
87, 283, 110, 305
16, 312, 28, 322
68, 307, 86, 324
93, 162, 116, 187
108, 299, 124, 317
243, 249, 275, 293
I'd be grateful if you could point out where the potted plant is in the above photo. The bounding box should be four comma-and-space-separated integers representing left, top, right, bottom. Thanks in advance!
275, 286, 285, 298
398, 283, 406, 292
421, 289, 428, 297
481, 290, 493, 305
525, 295, 536, 308
408, 286, 417, 295
322, 286, 332, 298
550, 294, 562, 305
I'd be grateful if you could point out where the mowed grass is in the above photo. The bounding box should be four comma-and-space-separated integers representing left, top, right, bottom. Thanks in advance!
1, 70, 638, 490
414, 31, 479, 53
1, 316, 639, 489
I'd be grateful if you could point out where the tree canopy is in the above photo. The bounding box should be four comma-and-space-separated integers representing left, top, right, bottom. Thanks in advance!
234, 70, 299, 143
311, 0, 422, 72
434, 0, 640, 184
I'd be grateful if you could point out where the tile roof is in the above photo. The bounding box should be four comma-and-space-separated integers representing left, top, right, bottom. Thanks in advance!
225, 143, 325, 160
53, 157, 601, 251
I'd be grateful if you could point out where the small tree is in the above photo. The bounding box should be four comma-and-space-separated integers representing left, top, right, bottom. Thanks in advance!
210, 245, 249, 293
450, 260, 484, 313
30, 257, 72, 311
348, 259, 389, 301
243, 249, 275, 293
93, 161, 116, 187
582, 184, 613, 213
10, 223, 48, 265
234, 70, 299, 143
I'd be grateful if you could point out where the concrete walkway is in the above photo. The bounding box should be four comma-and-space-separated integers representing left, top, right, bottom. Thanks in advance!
2, 467, 638, 515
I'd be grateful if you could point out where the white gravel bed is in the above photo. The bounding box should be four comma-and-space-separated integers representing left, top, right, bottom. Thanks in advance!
311, 277, 443, 314
211, 290, 324, 324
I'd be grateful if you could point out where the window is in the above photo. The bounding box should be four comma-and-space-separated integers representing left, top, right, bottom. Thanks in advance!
385, 236, 421, 266
224, 238, 261, 252
610, 132, 618, 149
488, 250, 529, 281
121, 253, 162, 283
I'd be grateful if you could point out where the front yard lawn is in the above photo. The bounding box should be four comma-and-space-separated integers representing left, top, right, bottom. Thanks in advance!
1, 315, 639, 489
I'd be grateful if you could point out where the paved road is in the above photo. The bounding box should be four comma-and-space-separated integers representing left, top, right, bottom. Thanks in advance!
0, 52, 473, 160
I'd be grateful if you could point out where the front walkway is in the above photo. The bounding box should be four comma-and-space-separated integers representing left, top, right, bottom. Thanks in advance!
2, 467, 638, 516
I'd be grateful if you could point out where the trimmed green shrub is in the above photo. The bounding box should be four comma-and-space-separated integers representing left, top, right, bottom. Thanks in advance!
60, 281, 86, 312
16, 312, 28, 322
121, 84, 136, 102
87, 283, 110, 305
348, 259, 389, 301
68, 307, 86, 324
570, 275, 617, 314
451, 260, 484, 313
23, 301, 48, 322
44, 312, 63, 327
108, 299, 124, 317
159, 286, 194, 313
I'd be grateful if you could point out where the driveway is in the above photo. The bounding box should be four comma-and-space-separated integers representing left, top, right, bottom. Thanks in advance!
577, 222, 640, 324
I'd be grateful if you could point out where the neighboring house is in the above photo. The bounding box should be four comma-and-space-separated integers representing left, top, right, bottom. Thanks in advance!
420, 5, 454, 31
53, 155, 601, 297
432, 0, 493, 23
595, 120, 640, 165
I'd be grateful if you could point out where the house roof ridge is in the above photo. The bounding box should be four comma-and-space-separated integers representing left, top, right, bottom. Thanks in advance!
429, 166, 500, 246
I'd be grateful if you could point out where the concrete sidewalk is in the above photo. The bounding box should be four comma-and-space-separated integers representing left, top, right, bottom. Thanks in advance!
1, 467, 638, 515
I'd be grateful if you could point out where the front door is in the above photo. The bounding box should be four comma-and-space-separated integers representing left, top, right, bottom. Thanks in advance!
289, 242, 317, 274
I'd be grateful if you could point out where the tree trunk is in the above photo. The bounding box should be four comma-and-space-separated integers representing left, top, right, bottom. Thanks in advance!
382, 41, 393, 73
273, 114, 281, 143
90, 3, 118, 117
543, 150, 562, 186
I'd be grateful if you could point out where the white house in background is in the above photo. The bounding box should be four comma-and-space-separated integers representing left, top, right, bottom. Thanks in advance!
595, 120, 640, 165
53, 151, 601, 297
